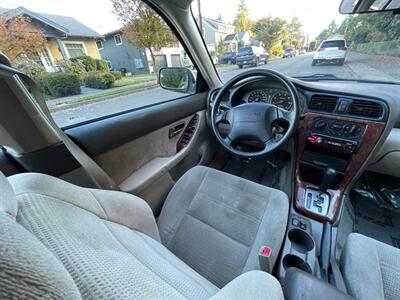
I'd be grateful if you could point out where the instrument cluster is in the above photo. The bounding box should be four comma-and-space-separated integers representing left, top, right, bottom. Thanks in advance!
245, 88, 294, 111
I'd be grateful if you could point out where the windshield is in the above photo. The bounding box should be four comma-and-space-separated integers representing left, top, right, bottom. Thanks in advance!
238, 47, 253, 55
320, 40, 346, 48
191, 0, 400, 83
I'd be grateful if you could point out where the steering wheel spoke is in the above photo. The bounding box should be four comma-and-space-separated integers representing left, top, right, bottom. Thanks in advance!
214, 106, 232, 125
276, 107, 295, 124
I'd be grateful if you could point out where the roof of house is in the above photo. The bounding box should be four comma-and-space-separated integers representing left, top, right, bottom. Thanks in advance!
0, 6, 101, 38
103, 29, 123, 38
224, 33, 238, 42
203, 17, 233, 31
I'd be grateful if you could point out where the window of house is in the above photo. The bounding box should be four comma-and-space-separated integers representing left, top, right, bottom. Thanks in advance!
41, 2, 196, 128
114, 34, 122, 45
96, 40, 104, 50
40, 49, 54, 67
64, 43, 86, 58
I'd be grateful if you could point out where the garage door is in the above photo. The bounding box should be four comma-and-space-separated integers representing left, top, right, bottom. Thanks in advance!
171, 54, 182, 67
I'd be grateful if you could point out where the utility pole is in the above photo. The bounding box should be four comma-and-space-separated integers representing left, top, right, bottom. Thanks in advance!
197, 0, 203, 37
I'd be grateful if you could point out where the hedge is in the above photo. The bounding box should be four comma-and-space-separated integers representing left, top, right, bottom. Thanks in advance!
111, 70, 123, 80
84, 72, 115, 89
35, 72, 81, 98
96, 59, 109, 72
70, 56, 109, 72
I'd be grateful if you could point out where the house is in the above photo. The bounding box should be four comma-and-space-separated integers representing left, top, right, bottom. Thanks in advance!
146, 44, 192, 73
97, 29, 149, 75
223, 33, 240, 52
0, 6, 102, 72
202, 17, 235, 50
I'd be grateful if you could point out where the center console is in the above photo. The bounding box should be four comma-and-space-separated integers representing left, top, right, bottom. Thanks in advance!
278, 96, 387, 293
294, 113, 385, 223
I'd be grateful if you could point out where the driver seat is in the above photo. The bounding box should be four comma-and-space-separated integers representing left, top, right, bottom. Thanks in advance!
158, 166, 289, 287
0, 166, 287, 298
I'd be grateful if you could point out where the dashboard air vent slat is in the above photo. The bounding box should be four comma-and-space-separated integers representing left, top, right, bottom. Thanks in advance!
348, 100, 383, 118
309, 95, 338, 112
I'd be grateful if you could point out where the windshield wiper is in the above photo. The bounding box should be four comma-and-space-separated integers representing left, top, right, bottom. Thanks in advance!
295, 74, 338, 80
293, 74, 400, 85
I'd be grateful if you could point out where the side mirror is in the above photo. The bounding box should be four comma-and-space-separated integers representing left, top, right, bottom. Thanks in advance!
158, 67, 195, 93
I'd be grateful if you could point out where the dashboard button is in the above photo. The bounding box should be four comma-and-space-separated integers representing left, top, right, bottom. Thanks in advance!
330, 123, 343, 132
337, 100, 350, 112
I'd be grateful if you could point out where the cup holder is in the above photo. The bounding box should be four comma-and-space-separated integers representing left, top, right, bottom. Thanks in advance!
282, 254, 312, 273
287, 228, 315, 253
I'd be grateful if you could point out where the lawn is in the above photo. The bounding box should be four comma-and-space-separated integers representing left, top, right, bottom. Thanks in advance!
114, 74, 157, 87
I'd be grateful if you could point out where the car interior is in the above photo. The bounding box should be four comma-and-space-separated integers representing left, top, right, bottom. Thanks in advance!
1, 0, 400, 299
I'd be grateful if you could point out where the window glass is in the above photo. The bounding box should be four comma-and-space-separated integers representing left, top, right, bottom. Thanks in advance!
3, 0, 197, 127
65, 43, 86, 58
320, 40, 346, 48
96, 40, 104, 50
190, 0, 400, 83
114, 34, 122, 45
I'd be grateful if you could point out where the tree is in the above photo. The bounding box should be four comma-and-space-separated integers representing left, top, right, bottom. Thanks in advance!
233, 0, 252, 33
288, 17, 302, 39
317, 19, 339, 41
252, 17, 288, 51
111, 0, 176, 72
0, 15, 45, 62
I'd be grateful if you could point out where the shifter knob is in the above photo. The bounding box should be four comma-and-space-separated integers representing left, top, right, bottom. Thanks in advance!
320, 168, 337, 193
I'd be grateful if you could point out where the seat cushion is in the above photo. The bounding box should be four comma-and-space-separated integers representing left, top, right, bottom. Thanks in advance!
2, 171, 284, 300
341, 233, 400, 300
158, 166, 289, 287
9, 173, 218, 299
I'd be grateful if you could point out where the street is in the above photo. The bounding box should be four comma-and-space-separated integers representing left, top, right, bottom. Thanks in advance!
53, 51, 400, 128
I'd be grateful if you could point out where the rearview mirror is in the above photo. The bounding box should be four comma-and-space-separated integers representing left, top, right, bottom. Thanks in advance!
340, 0, 400, 14
159, 67, 195, 93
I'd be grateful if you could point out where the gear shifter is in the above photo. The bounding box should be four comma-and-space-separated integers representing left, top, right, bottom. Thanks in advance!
319, 168, 337, 193
304, 167, 336, 216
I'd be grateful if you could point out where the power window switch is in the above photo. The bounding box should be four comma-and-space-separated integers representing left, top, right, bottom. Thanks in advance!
300, 222, 307, 230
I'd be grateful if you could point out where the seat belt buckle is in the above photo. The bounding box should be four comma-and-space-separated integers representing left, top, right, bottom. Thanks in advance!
258, 246, 272, 273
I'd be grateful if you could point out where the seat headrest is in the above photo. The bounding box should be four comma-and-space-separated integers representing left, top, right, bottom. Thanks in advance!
0, 172, 17, 218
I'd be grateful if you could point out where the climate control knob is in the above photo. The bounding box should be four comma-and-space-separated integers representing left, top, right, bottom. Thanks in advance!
314, 119, 329, 130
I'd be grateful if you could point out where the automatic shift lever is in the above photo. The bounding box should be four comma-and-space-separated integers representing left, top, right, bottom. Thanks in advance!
319, 168, 337, 193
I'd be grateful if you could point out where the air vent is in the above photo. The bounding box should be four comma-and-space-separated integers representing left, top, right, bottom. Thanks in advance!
348, 99, 383, 118
309, 95, 338, 112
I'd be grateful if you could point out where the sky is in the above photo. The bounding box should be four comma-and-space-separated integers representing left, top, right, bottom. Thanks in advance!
0, 0, 346, 39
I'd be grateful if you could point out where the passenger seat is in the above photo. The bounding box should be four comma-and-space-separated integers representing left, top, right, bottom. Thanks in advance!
0, 171, 283, 299
341, 233, 400, 300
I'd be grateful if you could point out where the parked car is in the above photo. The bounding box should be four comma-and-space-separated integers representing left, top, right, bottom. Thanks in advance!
312, 39, 347, 66
219, 51, 237, 64
236, 46, 268, 68
283, 48, 296, 58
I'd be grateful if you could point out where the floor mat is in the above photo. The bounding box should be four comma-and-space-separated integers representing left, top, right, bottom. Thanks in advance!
209, 154, 282, 189
351, 188, 400, 249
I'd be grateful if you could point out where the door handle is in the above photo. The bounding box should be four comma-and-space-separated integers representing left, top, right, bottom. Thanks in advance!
168, 123, 185, 138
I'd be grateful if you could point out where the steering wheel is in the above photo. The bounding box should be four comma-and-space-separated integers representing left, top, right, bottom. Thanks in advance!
211, 69, 299, 158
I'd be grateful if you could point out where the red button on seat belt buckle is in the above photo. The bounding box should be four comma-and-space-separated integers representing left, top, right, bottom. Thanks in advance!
258, 246, 272, 273
261, 246, 271, 257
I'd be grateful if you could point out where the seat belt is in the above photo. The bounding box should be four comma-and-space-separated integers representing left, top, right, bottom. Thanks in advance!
0, 63, 119, 191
